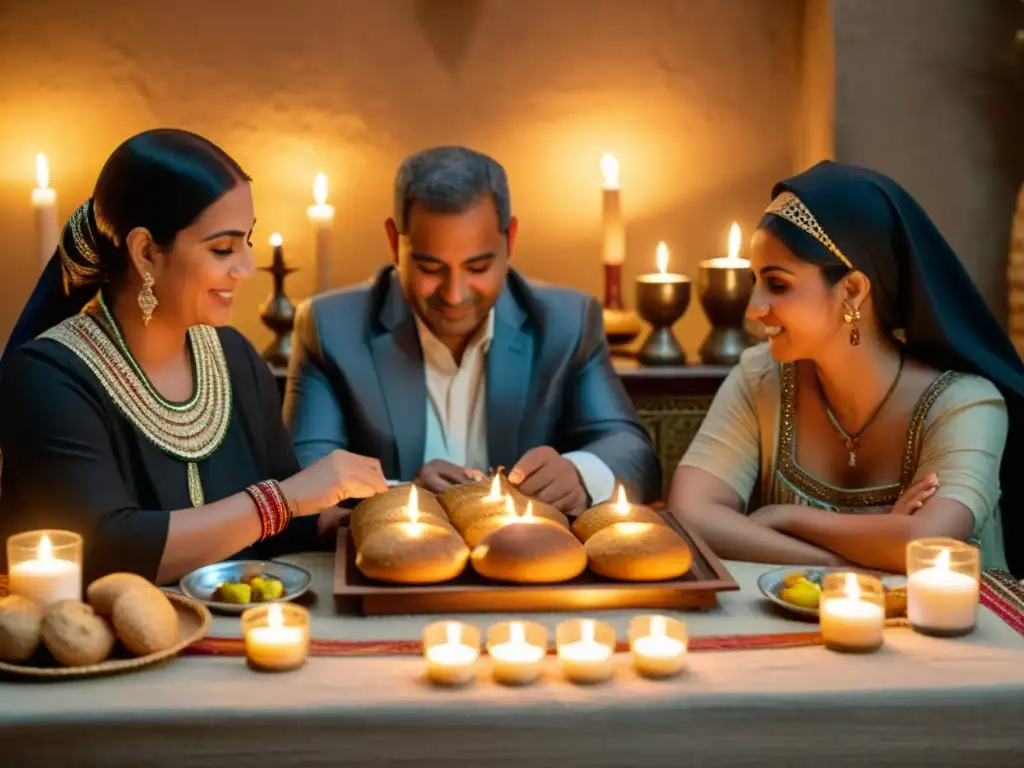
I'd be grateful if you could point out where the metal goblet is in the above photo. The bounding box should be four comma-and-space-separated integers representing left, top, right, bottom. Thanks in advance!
635, 276, 691, 366
696, 261, 753, 365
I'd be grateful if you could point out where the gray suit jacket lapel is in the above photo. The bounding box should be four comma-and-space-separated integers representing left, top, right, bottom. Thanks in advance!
369, 272, 426, 480
486, 286, 533, 471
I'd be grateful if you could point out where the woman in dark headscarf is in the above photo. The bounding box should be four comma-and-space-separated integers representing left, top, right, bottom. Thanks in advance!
0, 129, 387, 583
670, 160, 1023, 576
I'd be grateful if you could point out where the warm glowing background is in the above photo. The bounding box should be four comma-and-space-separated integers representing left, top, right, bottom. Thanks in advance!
1, 0, 1020, 357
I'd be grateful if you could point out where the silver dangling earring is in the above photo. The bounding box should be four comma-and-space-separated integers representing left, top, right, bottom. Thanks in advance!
139, 272, 157, 326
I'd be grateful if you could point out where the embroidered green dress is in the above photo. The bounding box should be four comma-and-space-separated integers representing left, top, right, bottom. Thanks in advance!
0, 296, 319, 582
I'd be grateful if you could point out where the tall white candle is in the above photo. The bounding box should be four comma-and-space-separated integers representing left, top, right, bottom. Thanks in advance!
600, 154, 625, 266
32, 153, 59, 270
907, 548, 979, 634
8, 534, 82, 608
307, 172, 335, 294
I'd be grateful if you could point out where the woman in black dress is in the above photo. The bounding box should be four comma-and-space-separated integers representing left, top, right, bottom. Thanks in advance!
0, 129, 387, 584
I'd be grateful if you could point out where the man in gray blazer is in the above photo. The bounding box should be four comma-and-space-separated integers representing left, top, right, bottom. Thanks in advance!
283, 146, 660, 516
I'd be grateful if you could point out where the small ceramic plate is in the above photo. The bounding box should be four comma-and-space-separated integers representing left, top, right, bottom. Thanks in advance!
757, 566, 903, 620
178, 560, 313, 615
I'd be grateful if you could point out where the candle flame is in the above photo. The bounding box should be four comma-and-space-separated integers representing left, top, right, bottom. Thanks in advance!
935, 547, 951, 571
35, 153, 50, 190
267, 603, 284, 629
728, 222, 742, 261
614, 484, 630, 515
843, 572, 861, 599
445, 621, 461, 645
407, 485, 420, 525
509, 621, 526, 644
581, 619, 595, 643
656, 242, 670, 275
269, 232, 283, 247
486, 473, 502, 500
504, 494, 517, 517
37, 534, 54, 561
521, 501, 534, 520
313, 172, 328, 206
600, 153, 619, 189
651, 615, 666, 638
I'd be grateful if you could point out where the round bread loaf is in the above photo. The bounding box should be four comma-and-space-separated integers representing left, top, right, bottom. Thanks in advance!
571, 502, 668, 543
350, 486, 447, 526
87, 572, 161, 616
585, 522, 693, 581
352, 508, 455, 549
112, 586, 180, 656
470, 522, 587, 583
439, 479, 514, 532
41, 601, 116, 667
0, 594, 44, 663
356, 523, 469, 584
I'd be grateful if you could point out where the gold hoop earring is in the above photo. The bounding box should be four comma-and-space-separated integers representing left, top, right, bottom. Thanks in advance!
844, 305, 861, 347
139, 272, 158, 326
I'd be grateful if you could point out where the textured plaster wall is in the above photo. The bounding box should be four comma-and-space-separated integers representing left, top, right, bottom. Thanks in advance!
0, 0, 803, 356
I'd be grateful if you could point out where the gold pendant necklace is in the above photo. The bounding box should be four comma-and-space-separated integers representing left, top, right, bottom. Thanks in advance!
818, 357, 904, 467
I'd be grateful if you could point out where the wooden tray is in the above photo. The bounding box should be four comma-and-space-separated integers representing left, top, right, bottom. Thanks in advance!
333, 513, 738, 615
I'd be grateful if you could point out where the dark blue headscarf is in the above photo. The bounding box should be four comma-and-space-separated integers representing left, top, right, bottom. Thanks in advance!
760, 160, 1024, 575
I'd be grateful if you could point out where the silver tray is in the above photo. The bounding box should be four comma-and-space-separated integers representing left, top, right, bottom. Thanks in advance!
178, 560, 313, 615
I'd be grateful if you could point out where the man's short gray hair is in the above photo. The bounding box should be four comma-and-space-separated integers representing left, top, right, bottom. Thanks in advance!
392, 146, 511, 234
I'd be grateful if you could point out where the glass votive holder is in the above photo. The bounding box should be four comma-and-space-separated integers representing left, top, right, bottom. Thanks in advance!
906, 538, 980, 637
556, 618, 616, 684
6, 529, 83, 608
241, 603, 310, 672
423, 621, 480, 686
629, 614, 688, 678
819, 572, 886, 653
486, 620, 548, 686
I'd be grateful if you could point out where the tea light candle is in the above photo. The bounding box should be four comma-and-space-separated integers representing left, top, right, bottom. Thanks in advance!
307, 172, 334, 293
487, 620, 547, 686
637, 242, 688, 285
32, 153, 59, 270
242, 603, 310, 672
7, 530, 82, 608
557, 618, 615, 684
423, 621, 480, 686
629, 615, 687, 678
819, 572, 885, 653
907, 538, 980, 637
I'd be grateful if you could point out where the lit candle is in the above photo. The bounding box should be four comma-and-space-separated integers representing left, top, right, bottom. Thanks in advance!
31, 153, 59, 271
7, 532, 82, 608
703, 222, 751, 269
820, 572, 885, 653
242, 603, 310, 672
488, 620, 547, 686
600, 154, 625, 267
630, 615, 687, 678
907, 543, 979, 636
424, 621, 479, 686
307, 172, 335, 294
637, 242, 688, 284
268, 232, 285, 269
557, 619, 614, 684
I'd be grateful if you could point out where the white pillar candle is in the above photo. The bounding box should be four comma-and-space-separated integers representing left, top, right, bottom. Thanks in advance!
8, 533, 82, 608
424, 621, 479, 686
307, 172, 335, 294
907, 547, 979, 635
31, 153, 59, 271
557, 619, 614, 684
243, 603, 309, 672
600, 154, 625, 266
820, 573, 885, 652
488, 621, 546, 685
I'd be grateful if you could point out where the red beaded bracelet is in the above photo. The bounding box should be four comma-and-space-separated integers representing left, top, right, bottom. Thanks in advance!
245, 480, 293, 541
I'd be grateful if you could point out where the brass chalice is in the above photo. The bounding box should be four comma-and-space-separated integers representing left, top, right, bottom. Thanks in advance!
697, 223, 754, 365
635, 243, 691, 366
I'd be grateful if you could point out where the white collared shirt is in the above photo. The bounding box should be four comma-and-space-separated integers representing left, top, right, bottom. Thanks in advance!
411, 311, 616, 504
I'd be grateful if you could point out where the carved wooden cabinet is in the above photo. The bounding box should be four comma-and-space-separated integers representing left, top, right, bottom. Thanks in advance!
273, 361, 731, 499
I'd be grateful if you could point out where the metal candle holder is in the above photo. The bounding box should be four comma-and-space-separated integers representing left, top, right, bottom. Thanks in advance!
696, 260, 754, 365
635, 275, 691, 366
259, 240, 298, 369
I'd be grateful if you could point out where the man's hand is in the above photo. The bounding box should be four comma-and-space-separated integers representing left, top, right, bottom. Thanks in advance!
509, 446, 589, 517
413, 460, 479, 493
